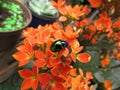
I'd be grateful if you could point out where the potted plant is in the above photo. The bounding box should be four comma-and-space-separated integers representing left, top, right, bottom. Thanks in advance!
13, 0, 120, 90
0, 0, 32, 51
24, 0, 58, 27
0, 0, 32, 83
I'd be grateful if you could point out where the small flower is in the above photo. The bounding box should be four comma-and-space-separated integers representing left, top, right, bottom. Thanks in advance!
38, 73, 52, 89
50, 63, 71, 78
49, 76, 65, 90
18, 66, 39, 90
66, 5, 89, 20
94, 12, 112, 31
63, 25, 80, 39
113, 19, 120, 30
88, 0, 102, 8
13, 39, 35, 67
104, 80, 112, 90
75, 18, 91, 28
34, 50, 46, 68
63, 68, 93, 90
101, 58, 110, 67
51, 0, 65, 9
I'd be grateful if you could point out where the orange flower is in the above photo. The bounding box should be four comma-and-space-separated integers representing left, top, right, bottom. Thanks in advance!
13, 39, 35, 67
64, 69, 93, 90
50, 63, 71, 78
52, 28, 64, 40
66, 5, 81, 20
104, 80, 112, 90
49, 76, 65, 90
38, 73, 52, 90
40, 74, 65, 90
87, 25, 96, 32
70, 40, 83, 53
115, 52, 120, 60
91, 38, 97, 44
19, 66, 39, 90
12, 0, 120, 89
51, 0, 67, 16
94, 12, 112, 31
47, 57, 61, 68
82, 25, 96, 42
34, 50, 46, 68
77, 53, 91, 63
88, 0, 102, 8
23, 27, 38, 38
113, 19, 120, 30
101, 58, 110, 67
52, 0, 90, 20
66, 5, 90, 20
50, 83, 65, 90
86, 72, 93, 80
51, 0, 65, 9
69, 68, 78, 77
74, 18, 91, 28
69, 40, 83, 62
63, 25, 80, 40
36, 26, 52, 44
79, 18, 91, 27
45, 40, 63, 68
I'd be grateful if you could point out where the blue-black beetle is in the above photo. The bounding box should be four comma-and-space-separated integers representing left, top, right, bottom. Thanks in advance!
50, 39, 68, 52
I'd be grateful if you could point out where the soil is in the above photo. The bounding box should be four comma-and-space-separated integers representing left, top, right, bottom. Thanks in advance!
0, 7, 11, 27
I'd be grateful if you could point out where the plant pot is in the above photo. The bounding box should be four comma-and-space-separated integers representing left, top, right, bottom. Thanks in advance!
24, 0, 58, 27
0, 0, 32, 51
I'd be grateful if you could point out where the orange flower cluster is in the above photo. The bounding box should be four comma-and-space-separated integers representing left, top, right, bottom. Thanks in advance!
13, 23, 92, 90
13, 0, 120, 90
51, 0, 91, 20
13, 23, 91, 67
63, 69, 93, 90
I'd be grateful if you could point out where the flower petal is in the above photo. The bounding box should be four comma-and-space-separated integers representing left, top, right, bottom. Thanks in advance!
32, 66, 39, 75
86, 72, 93, 80
70, 52, 76, 62
18, 69, 33, 79
77, 53, 91, 63
70, 68, 77, 76
59, 16, 67, 22
51, 65, 60, 76
50, 83, 65, 90
34, 60, 45, 68
13, 52, 28, 61
21, 79, 33, 90
32, 79, 39, 90
19, 60, 30, 67
60, 65, 71, 78
35, 50, 45, 60
39, 73, 51, 85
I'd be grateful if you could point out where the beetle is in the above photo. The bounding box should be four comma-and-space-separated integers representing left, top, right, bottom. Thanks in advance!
50, 39, 68, 52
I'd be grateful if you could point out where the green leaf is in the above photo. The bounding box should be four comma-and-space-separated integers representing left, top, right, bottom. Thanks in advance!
108, 60, 120, 89
95, 60, 120, 89
0, 72, 22, 90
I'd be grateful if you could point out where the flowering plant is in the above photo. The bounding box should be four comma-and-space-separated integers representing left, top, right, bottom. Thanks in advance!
13, 0, 120, 90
